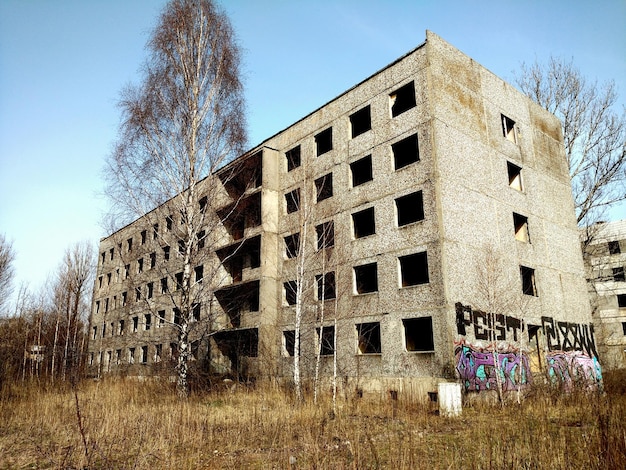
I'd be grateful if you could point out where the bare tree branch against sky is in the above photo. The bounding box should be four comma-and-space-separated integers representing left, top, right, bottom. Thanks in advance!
1, 0, 625, 297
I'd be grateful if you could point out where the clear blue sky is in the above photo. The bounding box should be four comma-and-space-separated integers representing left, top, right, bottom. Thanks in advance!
1, 0, 625, 299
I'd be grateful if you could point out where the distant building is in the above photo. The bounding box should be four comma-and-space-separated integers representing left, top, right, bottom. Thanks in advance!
583, 220, 626, 370
88, 31, 599, 397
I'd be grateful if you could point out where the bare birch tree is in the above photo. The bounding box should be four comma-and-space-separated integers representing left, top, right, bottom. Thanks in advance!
104, 0, 246, 398
515, 57, 626, 227
0, 234, 16, 315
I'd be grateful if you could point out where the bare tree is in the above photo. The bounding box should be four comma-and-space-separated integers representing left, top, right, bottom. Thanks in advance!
104, 0, 246, 398
0, 234, 16, 314
515, 57, 626, 227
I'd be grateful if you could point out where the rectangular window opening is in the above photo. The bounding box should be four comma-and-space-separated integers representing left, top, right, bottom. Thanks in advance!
520, 265, 538, 296
403, 317, 434, 352
317, 325, 335, 356
316, 272, 336, 300
195, 265, 204, 283
316, 221, 335, 249
284, 233, 300, 259
284, 281, 297, 306
507, 161, 523, 191
399, 252, 429, 287
609, 241, 621, 255
396, 191, 424, 226
158, 310, 166, 326
315, 173, 333, 202
144, 314, 151, 331
352, 207, 375, 239
618, 294, 626, 308
350, 155, 373, 187
286, 145, 301, 171
613, 267, 625, 282
354, 262, 378, 294
140, 230, 147, 245
513, 213, 530, 243
390, 81, 416, 117
141, 346, 148, 364
285, 188, 301, 214
315, 127, 333, 156
132, 316, 138, 333
350, 105, 371, 138
356, 322, 382, 354
147, 282, 154, 299
150, 252, 156, 269
283, 330, 296, 357
502, 114, 517, 143
392, 133, 419, 170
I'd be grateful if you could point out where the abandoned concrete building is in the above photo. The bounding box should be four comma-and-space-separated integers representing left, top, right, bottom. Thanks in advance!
583, 220, 626, 370
87, 31, 601, 396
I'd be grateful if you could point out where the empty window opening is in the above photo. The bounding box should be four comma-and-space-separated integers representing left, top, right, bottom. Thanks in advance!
283, 330, 297, 357
178, 240, 185, 256
160, 277, 168, 294
170, 342, 179, 359
284, 233, 300, 259
285, 188, 301, 214
623, 322, 626, 336
92, 326, 97, 340
118, 320, 125, 335
513, 213, 530, 243
350, 105, 372, 138
197, 230, 206, 249
144, 314, 151, 330
115, 349, 122, 364
352, 207, 376, 239
286, 145, 301, 171
356, 322, 382, 354
316, 221, 335, 249
396, 191, 424, 226
127, 238, 133, 252
141, 230, 147, 245
163, 245, 170, 261
315, 173, 333, 202
618, 294, 626, 308
609, 241, 621, 255
149, 252, 156, 269
129, 348, 135, 364
101, 323, 106, 337
507, 162, 523, 191
104, 298, 109, 313
403, 317, 434, 352
399, 252, 429, 287
110, 322, 114, 336
195, 265, 204, 283
147, 282, 154, 299
316, 272, 336, 300
192, 303, 201, 321
502, 114, 517, 143
124, 264, 130, 279
315, 127, 333, 156
122, 292, 127, 306
317, 325, 335, 356
613, 267, 625, 282
135, 287, 141, 302
158, 310, 165, 326
392, 134, 419, 170
520, 265, 538, 296
109, 248, 114, 260
166, 215, 173, 231
141, 346, 148, 364
350, 155, 373, 187
199, 196, 208, 213
101, 252, 105, 264
354, 262, 378, 294
175, 272, 184, 290
390, 81, 416, 117
132, 316, 138, 332
155, 344, 162, 362
153, 223, 159, 239
173, 308, 181, 325
137, 258, 144, 273
284, 281, 297, 306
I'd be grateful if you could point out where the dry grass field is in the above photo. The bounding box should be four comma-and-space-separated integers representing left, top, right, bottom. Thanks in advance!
0, 372, 625, 469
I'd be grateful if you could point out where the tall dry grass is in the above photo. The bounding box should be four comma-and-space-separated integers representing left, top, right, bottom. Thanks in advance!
0, 372, 624, 469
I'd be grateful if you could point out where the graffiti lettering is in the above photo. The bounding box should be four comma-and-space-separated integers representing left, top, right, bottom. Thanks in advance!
541, 317, 598, 358
455, 302, 525, 343
454, 341, 531, 392
545, 351, 602, 390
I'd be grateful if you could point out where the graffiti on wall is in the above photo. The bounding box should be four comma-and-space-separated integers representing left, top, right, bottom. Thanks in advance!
454, 340, 531, 392
454, 303, 601, 392
545, 351, 602, 390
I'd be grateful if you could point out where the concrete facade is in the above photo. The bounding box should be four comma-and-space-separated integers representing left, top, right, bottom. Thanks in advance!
88, 31, 599, 397
584, 220, 626, 370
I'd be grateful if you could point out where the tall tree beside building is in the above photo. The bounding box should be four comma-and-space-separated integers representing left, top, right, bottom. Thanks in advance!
515, 57, 626, 227
104, 0, 246, 398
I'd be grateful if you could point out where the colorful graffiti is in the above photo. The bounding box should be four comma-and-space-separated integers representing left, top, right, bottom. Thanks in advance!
455, 341, 531, 392
545, 351, 602, 390
454, 303, 602, 392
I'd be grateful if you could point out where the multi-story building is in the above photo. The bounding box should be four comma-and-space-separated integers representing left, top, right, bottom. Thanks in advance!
583, 220, 626, 370
88, 31, 600, 396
